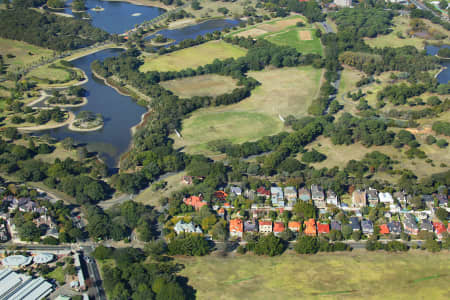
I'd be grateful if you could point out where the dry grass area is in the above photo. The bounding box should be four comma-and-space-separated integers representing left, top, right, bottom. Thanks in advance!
298, 30, 312, 40
160, 74, 238, 98
235, 28, 268, 38
0, 37, 53, 72
35, 143, 77, 163
365, 16, 450, 50
177, 251, 450, 300
139, 41, 247, 72
172, 66, 323, 156
134, 171, 187, 208
258, 18, 302, 32
302, 136, 450, 179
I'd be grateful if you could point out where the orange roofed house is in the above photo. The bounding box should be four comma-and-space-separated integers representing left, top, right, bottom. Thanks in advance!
273, 222, 285, 236
288, 221, 301, 232
304, 218, 316, 236
214, 191, 228, 200
379, 224, 390, 235
229, 219, 244, 238
317, 222, 330, 234
183, 195, 207, 210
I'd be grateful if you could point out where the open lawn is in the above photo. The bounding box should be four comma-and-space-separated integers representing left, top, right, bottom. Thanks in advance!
0, 37, 53, 72
160, 74, 238, 98
173, 66, 323, 155
48, 266, 65, 285
301, 136, 450, 179
177, 251, 450, 300
135, 171, 187, 207
26, 64, 71, 82
183, 0, 265, 20
139, 41, 246, 72
365, 16, 450, 50
35, 143, 77, 164
266, 28, 322, 55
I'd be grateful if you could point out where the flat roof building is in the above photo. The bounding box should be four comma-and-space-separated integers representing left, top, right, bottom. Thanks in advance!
0, 269, 53, 300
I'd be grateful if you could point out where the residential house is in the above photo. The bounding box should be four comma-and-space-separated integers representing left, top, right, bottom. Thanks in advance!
273, 222, 285, 236
259, 220, 272, 234
217, 208, 226, 219
317, 222, 330, 235
229, 219, 244, 238
298, 187, 311, 202
334, 0, 352, 7
393, 191, 408, 207
379, 224, 390, 235
181, 176, 193, 185
379, 192, 394, 204
271, 187, 284, 207
230, 186, 242, 197
433, 222, 446, 240
389, 203, 401, 213
284, 187, 297, 207
257, 187, 270, 199
0, 223, 8, 241
311, 185, 326, 209
244, 221, 258, 233
349, 217, 360, 231
388, 221, 402, 235
183, 195, 207, 210
437, 194, 448, 207
420, 219, 434, 232
352, 190, 367, 207
361, 220, 374, 235
331, 220, 341, 231
245, 189, 256, 201
366, 188, 379, 207
7, 197, 29, 211
288, 221, 301, 232
174, 220, 203, 235
326, 190, 339, 206
214, 191, 228, 200
304, 218, 316, 236
402, 214, 419, 235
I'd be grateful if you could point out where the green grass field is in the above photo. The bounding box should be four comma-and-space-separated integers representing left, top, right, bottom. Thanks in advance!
26, 64, 71, 81
266, 28, 323, 55
139, 41, 247, 72
160, 74, 238, 98
176, 251, 450, 300
48, 266, 65, 284
0, 37, 53, 71
365, 16, 450, 50
173, 66, 323, 156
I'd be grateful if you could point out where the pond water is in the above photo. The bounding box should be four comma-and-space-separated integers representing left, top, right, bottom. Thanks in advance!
37, 48, 147, 168
64, 0, 165, 34
146, 19, 240, 46
426, 44, 450, 84
35, 13, 239, 168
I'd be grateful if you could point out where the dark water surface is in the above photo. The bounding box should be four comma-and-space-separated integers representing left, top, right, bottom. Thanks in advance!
426, 44, 450, 84
64, 0, 165, 34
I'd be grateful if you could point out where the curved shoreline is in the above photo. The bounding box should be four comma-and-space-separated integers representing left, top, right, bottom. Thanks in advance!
91, 70, 130, 97
45, 97, 88, 108
17, 111, 76, 132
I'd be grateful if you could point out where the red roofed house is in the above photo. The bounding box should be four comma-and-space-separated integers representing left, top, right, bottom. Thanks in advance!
288, 221, 301, 232
317, 222, 330, 234
183, 195, 207, 211
379, 224, 390, 235
217, 207, 226, 219
257, 187, 271, 199
304, 218, 316, 236
273, 222, 285, 236
259, 220, 272, 234
433, 222, 446, 240
214, 191, 228, 200
230, 219, 244, 238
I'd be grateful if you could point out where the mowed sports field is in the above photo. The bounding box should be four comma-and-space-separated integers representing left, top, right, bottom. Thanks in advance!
172, 66, 323, 155
139, 40, 247, 72
177, 251, 450, 300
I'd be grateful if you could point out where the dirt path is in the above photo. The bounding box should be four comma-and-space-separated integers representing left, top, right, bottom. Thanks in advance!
26, 90, 50, 107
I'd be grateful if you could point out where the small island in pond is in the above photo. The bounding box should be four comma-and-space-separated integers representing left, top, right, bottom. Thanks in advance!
46, 86, 88, 107
148, 34, 174, 46
70, 110, 104, 131
92, 5, 105, 12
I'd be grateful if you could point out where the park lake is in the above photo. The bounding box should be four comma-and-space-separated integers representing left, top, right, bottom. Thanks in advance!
36, 2, 241, 168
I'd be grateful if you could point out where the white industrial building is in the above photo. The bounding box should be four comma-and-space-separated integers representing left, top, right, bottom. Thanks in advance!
0, 269, 53, 300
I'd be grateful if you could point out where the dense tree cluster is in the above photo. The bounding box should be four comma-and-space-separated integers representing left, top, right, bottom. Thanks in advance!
0, 9, 109, 51
432, 121, 450, 136
167, 234, 211, 256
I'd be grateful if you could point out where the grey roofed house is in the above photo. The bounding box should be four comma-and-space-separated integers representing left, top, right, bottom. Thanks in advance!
361, 220, 374, 235
349, 217, 360, 231
402, 214, 418, 235
174, 220, 203, 235
331, 220, 341, 231
230, 186, 242, 196
326, 190, 339, 206
437, 194, 448, 207
298, 187, 311, 202
244, 221, 258, 233
271, 187, 284, 207
393, 191, 407, 203
387, 221, 402, 234
284, 186, 297, 201
422, 195, 434, 208
366, 188, 378, 206
311, 184, 325, 200
420, 219, 434, 232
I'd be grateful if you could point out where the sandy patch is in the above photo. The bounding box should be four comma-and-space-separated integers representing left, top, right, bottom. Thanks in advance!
299, 30, 312, 40
168, 18, 197, 29
235, 28, 268, 38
